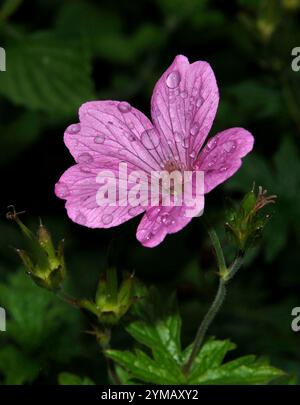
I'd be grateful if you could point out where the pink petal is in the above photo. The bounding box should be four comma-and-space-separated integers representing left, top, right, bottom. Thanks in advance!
137, 197, 204, 248
195, 128, 254, 193
55, 157, 148, 228
151, 55, 219, 169
64, 100, 169, 174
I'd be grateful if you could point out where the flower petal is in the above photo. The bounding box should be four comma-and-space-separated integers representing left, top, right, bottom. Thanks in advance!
64, 100, 168, 174
195, 128, 254, 193
55, 157, 148, 228
151, 55, 219, 168
136, 197, 204, 248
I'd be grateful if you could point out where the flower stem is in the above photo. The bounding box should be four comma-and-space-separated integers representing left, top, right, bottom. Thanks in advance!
183, 227, 243, 375
183, 277, 226, 374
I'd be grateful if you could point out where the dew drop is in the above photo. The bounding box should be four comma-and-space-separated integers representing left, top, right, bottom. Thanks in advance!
67, 123, 81, 134
77, 152, 93, 163
220, 165, 228, 172
196, 97, 203, 107
166, 70, 181, 88
182, 137, 189, 149
102, 214, 113, 225
223, 140, 236, 153
55, 182, 69, 198
158, 212, 174, 226
94, 134, 105, 144
141, 129, 160, 149
174, 132, 182, 143
189, 151, 196, 159
190, 122, 200, 136
180, 90, 188, 99
207, 138, 218, 150
118, 101, 131, 113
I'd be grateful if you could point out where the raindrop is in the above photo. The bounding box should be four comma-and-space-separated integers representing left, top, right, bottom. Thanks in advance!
207, 138, 218, 150
158, 213, 174, 226
118, 101, 131, 113
182, 137, 189, 149
196, 97, 203, 107
141, 129, 160, 149
102, 214, 113, 225
223, 140, 236, 153
180, 90, 188, 99
67, 123, 81, 134
166, 71, 181, 88
55, 182, 69, 198
77, 152, 93, 163
220, 165, 228, 172
189, 151, 196, 159
94, 134, 105, 144
190, 122, 200, 136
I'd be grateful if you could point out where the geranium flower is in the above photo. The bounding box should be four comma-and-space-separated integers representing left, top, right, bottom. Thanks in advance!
55, 55, 254, 247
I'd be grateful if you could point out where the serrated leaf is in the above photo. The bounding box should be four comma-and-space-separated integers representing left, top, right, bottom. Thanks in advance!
58, 372, 95, 385
0, 32, 94, 114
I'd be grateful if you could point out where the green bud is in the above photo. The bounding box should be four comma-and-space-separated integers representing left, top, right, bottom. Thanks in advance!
225, 186, 276, 252
80, 269, 135, 326
7, 207, 65, 291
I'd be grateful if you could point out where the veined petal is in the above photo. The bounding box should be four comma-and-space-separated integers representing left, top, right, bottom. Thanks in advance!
55, 157, 148, 228
64, 100, 168, 174
195, 128, 254, 193
151, 55, 219, 169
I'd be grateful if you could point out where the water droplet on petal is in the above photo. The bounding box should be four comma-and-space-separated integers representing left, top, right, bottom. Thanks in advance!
55, 182, 69, 198
220, 165, 228, 172
78, 152, 93, 163
75, 212, 87, 225
189, 151, 196, 159
180, 90, 188, 99
128, 122, 135, 129
207, 138, 218, 150
67, 123, 81, 134
102, 214, 113, 225
190, 122, 200, 136
118, 101, 131, 113
223, 140, 236, 153
94, 134, 105, 144
157, 212, 174, 226
182, 137, 189, 149
196, 97, 203, 107
166, 71, 181, 88
80, 165, 92, 173
141, 129, 160, 149
128, 207, 139, 216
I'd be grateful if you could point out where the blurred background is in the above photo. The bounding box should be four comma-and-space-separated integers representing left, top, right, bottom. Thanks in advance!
0, 0, 300, 385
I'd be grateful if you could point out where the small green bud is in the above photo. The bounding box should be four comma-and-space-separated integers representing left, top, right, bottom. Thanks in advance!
225, 186, 276, 252
7, 207, 66, 291
80, 269, 135, 326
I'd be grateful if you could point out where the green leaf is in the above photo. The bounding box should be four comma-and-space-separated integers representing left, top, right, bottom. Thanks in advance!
58, 372, 95, 385
0, 32, 94, 114
106, 288, 285, 385
0, 345, 40, 384
0, 270, 82, 384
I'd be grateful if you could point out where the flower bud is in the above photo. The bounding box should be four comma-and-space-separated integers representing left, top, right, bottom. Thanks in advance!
80, 268, 135, 326
225, 186, 276, 252
7, 207, 65, 291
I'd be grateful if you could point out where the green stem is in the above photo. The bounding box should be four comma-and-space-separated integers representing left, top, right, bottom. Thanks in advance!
183, 278, 226, 374
184, 228, 243, 375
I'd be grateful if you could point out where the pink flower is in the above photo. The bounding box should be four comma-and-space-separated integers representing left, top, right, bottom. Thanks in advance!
55, 55, 254, 247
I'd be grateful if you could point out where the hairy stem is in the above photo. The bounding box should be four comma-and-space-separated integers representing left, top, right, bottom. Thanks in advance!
184, 228, 243, 375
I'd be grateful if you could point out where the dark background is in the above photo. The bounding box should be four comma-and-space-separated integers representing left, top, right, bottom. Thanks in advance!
0, 0, 300, 384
